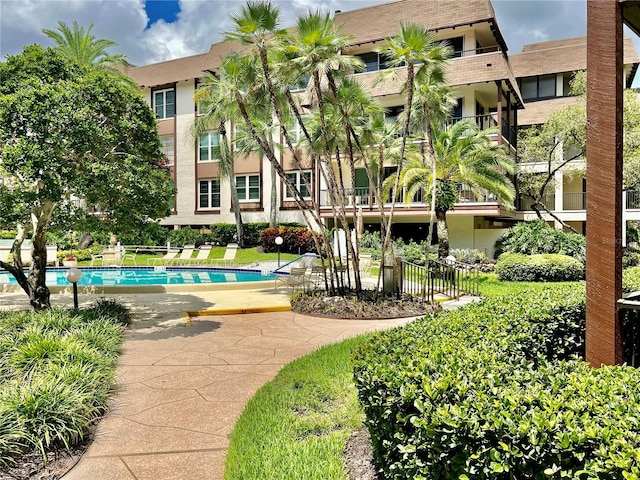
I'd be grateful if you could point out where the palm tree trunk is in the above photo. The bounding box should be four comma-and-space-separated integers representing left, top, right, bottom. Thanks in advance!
436, 209, 449, 259
269, 160, 277, 228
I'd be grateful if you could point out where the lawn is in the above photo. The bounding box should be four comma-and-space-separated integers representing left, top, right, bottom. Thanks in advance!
224, 276, 584, 479
76, 247, 300, 267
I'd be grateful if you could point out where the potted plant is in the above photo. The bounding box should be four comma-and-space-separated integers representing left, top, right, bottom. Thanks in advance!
63, 254, 78, 267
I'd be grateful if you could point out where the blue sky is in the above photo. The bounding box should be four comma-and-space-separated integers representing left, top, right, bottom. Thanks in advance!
144, 0, 180, 28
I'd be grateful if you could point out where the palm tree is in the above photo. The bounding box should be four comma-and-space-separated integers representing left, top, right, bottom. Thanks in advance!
376, 23, 450, 269
399, 120, 515, 258
42, 21, 138, 91
194, 55, 257, 248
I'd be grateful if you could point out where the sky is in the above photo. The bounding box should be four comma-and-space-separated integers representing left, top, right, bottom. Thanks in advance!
0, 0, 633, 74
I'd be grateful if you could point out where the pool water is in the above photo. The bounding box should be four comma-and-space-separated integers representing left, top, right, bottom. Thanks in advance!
0, 267, 278, 286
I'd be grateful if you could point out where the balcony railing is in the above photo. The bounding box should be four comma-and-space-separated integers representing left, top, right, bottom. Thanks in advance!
445, 114, 498, 132
563, 192, 586, 211
517, 194, 556, 211
451, 45, 502, 58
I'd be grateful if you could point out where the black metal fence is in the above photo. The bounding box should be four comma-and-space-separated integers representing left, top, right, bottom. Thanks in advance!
399, 258, 479, 302
619, 295, 640, 367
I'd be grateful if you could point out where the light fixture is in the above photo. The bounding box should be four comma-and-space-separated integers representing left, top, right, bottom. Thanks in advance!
65, 267, 83, 309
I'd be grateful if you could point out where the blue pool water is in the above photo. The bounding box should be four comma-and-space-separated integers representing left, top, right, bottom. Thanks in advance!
0, 267, 278, 286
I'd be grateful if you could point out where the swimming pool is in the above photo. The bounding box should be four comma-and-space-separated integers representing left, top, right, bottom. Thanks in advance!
0, 267, 278, 287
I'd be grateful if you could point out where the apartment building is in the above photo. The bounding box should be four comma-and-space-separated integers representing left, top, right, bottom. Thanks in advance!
124, 0, 639, 256
510, 36, 640, 236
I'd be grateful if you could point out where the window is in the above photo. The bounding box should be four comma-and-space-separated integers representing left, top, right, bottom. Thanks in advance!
154, 88, 175, 119
199, 131, 220, 162
519, 75, 557, 101
289, 74, 310, 91
236, 174, 260, 201
234, 123, 249, 152
285, 170, 312, 200
160, 135, 174, 165
199, 179, 220, 209
448, 36, 464, 58
355, 52, 390, 72
286, 117, 305, 146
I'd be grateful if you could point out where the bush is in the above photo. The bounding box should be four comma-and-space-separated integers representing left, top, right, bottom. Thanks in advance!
353, 287, 640, 479
624, 247, 640, 268
259, 226, 316, 254
495, 220, 586, 263
623, 266, 640, 293
56, 246, 102, 262
494, 252, 584, 282
168, 227, 210, 247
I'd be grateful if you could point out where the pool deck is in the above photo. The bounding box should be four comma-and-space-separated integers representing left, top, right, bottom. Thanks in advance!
0, 272, 478, 480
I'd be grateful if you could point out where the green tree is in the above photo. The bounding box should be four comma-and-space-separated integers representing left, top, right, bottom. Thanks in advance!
0, 46, 173, 310
397, 120, 515, 258
42, 20, 137, 91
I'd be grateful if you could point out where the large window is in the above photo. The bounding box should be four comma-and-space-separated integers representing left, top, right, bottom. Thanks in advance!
355, 52, 390, 73
199, 179, 220, 209
285, 170, 312, 200
520, 75, 556, 101
448, 36, 464, 58
154, 88, 175, 119
160, 135, 174, 165
199, 131, 220, 162
236, 174, 260, 201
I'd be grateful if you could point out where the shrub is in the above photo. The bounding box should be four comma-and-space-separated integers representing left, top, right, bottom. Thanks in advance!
56, 246, 102, 262
623, 266, 640, 293
168, 227, 210, 247
353, 287, 640, 479
259, 226, 316, 254
495, 252, 584, 282
495, 220, 586, 262
623, 247, 640, 268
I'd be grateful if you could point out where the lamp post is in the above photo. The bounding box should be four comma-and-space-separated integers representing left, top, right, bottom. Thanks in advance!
65, 267, 83, 310
275, 236, 283, 267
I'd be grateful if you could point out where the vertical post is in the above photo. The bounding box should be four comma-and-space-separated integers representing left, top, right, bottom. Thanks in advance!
586, 0, 624, 366
495, 81, 503, 146
72, 283, 79, 310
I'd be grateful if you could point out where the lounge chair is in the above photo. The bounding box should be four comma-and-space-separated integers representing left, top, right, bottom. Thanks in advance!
147, 248, 180, 266
191, 245, 213, 265
308, 264, 327, 289
173, 245, 196, 265
274, 267, 309, 293
212, 243, 238, 267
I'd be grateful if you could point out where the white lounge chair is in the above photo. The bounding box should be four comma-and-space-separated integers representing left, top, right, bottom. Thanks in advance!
191, 245, 213, 265
174, 245, 196, 265
212, 243, 238, 267
148, 248, 180, 266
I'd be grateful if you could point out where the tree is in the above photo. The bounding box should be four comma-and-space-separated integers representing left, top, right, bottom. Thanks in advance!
396, 120, 515, 258
0, 46, 174, 310
42, 20, 138, 91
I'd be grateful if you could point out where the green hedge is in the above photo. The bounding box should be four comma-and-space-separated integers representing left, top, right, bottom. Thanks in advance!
623, 266, 640, 293
259, 226, 316, 254
353, 287, 640, 479
495, 253, 584, 282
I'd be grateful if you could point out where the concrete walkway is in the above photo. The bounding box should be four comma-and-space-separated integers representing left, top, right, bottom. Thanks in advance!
12, 288, 411, 480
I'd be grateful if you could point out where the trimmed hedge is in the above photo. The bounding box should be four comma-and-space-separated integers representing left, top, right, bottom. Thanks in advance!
259, 226, 316, 254
353, 287, 640, 479
495, 253, 584, 282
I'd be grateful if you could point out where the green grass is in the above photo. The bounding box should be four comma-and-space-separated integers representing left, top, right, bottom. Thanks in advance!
477, 273, 583, 297
0, 302, 127, 468
225, 337, 366, 480
224, 275, 586, 478
77, 247, 299, 267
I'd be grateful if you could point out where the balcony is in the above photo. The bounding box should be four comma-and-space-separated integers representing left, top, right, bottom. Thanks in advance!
517, 191, 640, 212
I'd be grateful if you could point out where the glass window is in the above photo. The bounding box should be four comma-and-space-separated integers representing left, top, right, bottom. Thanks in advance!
236, 174, 260, 201
449, 36, 464, 58
154, 88, 175, 119
520, 77, 538, 100
538, 75, 556, 98
285, 170, 312, 200
160, 135, 174, 165
199, 131, 221, 162
198, 179, 220, 209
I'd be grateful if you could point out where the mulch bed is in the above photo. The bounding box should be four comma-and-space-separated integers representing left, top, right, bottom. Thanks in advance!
0, 439, 90, 480
291, 290, 442, 319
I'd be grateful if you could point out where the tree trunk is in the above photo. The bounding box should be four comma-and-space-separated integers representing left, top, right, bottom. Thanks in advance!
230, 179, 245, 248
269, 161, 277, 228
436, 209, 449, 259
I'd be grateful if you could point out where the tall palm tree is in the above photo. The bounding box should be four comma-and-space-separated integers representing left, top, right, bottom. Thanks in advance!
194, 55, 258, 247
399, 120, 515, 258
42, 21, 138, 91
376, 23, 450, 268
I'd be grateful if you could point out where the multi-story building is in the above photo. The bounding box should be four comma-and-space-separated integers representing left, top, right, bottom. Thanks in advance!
510, 36, 640, 237
125, 0, 639, 256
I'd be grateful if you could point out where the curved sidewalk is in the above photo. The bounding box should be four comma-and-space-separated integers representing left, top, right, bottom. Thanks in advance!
59, 289, 414, 480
